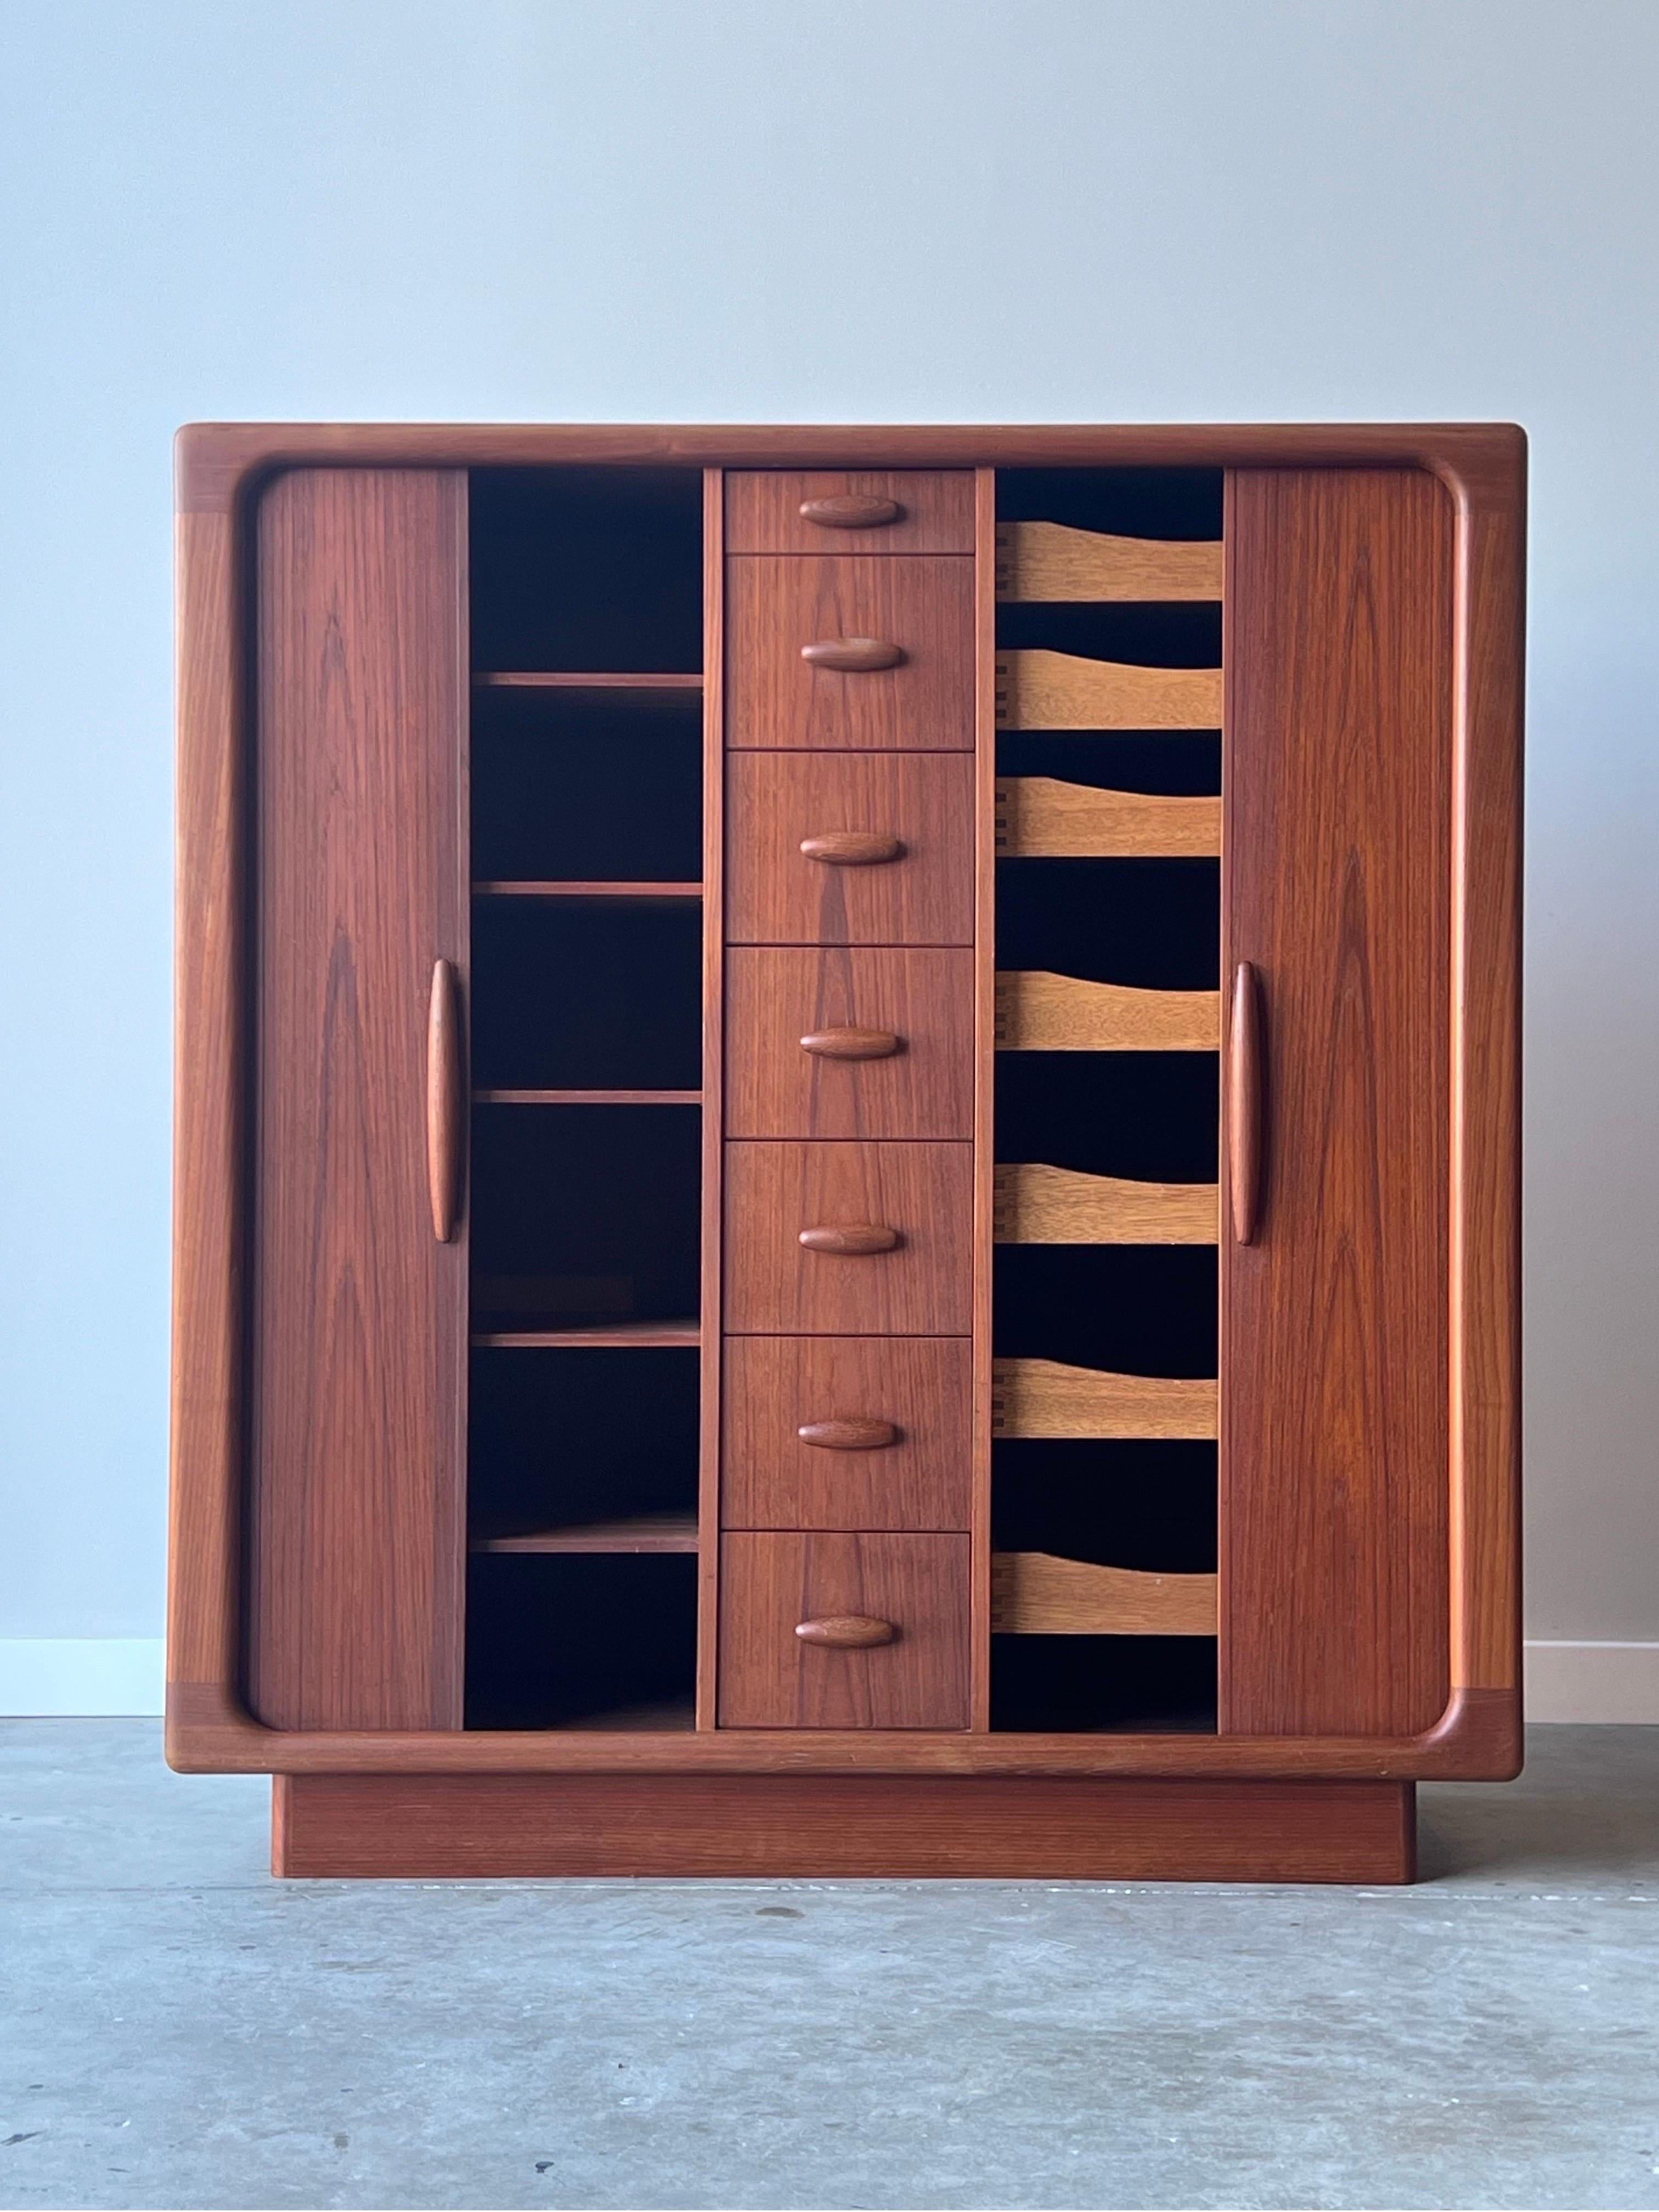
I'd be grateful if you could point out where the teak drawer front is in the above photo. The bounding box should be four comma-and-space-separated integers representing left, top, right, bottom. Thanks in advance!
726, 750, 974, 946
725, 471, 975, 555
724, 1141, 973, 1336
723, 1336, 972, 1531
719, 1532, 970, 1727
726, 557, 974, 750
726, 947, 973, 1140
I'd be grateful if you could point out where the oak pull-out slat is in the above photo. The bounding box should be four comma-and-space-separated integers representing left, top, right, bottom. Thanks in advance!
995, 777, 1221, 858
995, 971, 1220, 1051
995, 522, 1223, 603
995, 649, 1222, 731
992, 1359, 1218, 1440
991, 1553, 1218, 1634
994, 1163, 1217, 1245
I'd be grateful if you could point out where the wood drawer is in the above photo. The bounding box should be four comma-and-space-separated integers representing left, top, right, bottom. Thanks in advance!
725, 471, 975, 555
726, 557, 974, 750
724, 1140, 972, 1335
718, 1532, 970, 1727
722, 1336, 972, 1531
726, 947, 973, 1140
726, 750, 974, 946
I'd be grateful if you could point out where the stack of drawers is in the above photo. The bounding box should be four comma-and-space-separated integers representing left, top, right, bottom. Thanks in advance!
716, 470, 978, 1727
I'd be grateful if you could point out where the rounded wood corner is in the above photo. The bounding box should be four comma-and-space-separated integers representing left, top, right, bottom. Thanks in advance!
1415, 1685, 1524, 1779
163, 1679, 274, 1772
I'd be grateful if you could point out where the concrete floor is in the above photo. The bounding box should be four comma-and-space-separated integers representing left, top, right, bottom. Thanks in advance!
2, 1724, 1656, 2211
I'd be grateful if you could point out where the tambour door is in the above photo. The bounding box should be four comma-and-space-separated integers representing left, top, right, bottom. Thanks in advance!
1221, 468, 1455, 1737
246, 469, 469, 1731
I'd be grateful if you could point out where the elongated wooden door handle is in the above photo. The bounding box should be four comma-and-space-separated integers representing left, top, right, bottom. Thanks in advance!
799, 831, 904, 866
800, 637, 905, 672
798, 495, 902, 529
798, 1417, 899, 1451
427, 958, 464, 1243
800, 1025, 900, 1061
795, 1615, 896, 1648
1228, 961, 1265, 1246
798, 1223, 899, 1255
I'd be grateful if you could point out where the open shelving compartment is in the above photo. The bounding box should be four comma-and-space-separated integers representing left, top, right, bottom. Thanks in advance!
463, 466, 707, 1731
990, 466, 1224, 1734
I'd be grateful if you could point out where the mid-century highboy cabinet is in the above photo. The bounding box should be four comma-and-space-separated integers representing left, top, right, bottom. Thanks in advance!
168, 423, 1524, 1881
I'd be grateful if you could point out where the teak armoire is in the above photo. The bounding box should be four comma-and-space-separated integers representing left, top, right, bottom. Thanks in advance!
169, 423, 1524, 1882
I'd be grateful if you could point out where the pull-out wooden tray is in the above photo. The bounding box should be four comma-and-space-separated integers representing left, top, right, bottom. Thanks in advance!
995, 649, 1222, 731
995, 972, 1220, 1050
995, 777, 1221, 858
992, 1358, 1218, 1440
994, 1163, 1217, 1244
995, 521, 1222, 603
992, 1552, 1218, 1634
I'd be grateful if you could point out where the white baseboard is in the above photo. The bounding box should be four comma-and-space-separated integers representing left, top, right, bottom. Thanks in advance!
1, 1637, 1655, 1723
1524, 1640, 1659, 1724
0, 1638, 165, 1716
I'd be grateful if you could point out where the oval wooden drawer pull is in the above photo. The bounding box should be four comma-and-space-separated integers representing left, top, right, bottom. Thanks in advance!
795, 1615, 896, 1648
798, 1223, 899, 1255
797, 1417, 899, 1451
800, 637, 905, 672
799, 831, 904, 867
800, 1025, 900, 1061
798, 495, 903, 530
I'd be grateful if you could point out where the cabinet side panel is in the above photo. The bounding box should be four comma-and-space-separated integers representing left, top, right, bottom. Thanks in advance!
249, 468, 469, 1731
1222, 468, 1452, 1736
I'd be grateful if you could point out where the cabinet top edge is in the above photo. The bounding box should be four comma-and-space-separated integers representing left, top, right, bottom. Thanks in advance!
174, 422, 1528, 515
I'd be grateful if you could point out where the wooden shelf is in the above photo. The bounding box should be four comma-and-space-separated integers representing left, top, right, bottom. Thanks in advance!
474, 671, 702, 693
992, 1358, 1217, 1440
995, 972, 1220, 1051
473, 1088, 701, 1106
992, 1553, 1218, 1635
996, 521, 1222, 603
551, 1694, 697, 1733
995, 778, 1220, 859
471, 1512, 698, 1555
995, 650, 1222, 731
994, 1163, 1217, 1245
472, 1321, 701, 1349
473, 880, 702, 899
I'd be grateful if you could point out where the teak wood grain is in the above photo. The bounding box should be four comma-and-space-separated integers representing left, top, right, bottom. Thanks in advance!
995, 650, 1222, 731
993, 1163, 1217, 1244
718, 1532, 970, 1728
726, 557, 974, 749
995, 521, 1223, 602
725, 470, 975, 555
247, 470, 467, 1732
273, 1772, 1415, 1882
970, 466, 999, 1730
995, 777, 1221, 859
178, 422, 1523, 512
725, 750, 974, 945
725, 947, 973, 1139
170, 421, 1521, 1805
1222, 468, 1453, 1739
995, 972, 1220, 1051
992, 1359, 1218, 1440
698, 467, 725, 1729
991, 1554, 1218, 1636
723, 1141, 973, 1335
721, 1335, 972, 1531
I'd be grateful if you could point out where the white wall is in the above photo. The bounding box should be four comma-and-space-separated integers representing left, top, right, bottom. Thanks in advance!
2, 0, 1655, 1716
